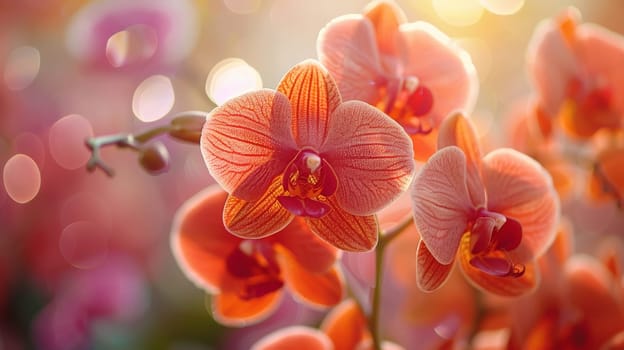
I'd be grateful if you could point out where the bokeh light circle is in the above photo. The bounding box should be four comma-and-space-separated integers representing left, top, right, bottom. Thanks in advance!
480, 0, 525, 15
59, 221, 109, 269
206, 58, 263, 106
3, 154, 41, 204
132, 75, 175, 122
433, 0, 484, 27
49, 114, 93, 170
4, 46, 41, 90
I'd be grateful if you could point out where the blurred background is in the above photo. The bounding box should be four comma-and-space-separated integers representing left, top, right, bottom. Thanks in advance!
1, 0, 623, 349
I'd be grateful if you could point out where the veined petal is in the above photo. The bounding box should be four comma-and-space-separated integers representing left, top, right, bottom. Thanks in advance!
482, 149, 560, 263
251, 326, 333, 350
224, 176, 294, 239
170, 185, 240, 294
274, 217, 339, 273
211, 290, 283, 327
411, 146, 473, 264
416, 239, 455, 292
317, 14, 383, 104
307, 197, 378, 252
201, 89, 297, 201
437, 113, 485, 208
399, 22, 479, 127
277, 248, 344, 308
363, 0, 406, 57
458, 234, 538, 297
320, 299, 369, 350
277, 60, 341, 148
321, 100, 415, 215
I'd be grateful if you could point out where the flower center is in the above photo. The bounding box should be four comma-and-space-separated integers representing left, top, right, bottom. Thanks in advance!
277, 148, 338, 218
375, 76, 435, 135
468, 209, 525, 278
225, 240, 283, 300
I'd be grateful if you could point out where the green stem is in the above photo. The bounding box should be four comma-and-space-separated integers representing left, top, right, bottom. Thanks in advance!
369, 215, 414, 350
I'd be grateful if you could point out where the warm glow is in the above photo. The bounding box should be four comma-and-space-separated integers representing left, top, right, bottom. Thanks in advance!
433, 0, 484, 26
132, 75, 175, 122
206, 58, 262, 106
4, 46, 41, 90
105, 24, 158, 68
3, 154, 41, 204
49, 114, 93, 170
480, 0, 525, 15
224, 0, 262, 15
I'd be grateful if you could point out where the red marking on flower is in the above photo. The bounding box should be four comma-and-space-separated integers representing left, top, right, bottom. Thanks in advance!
277, 148, 337, 218
225, 241, 283, 300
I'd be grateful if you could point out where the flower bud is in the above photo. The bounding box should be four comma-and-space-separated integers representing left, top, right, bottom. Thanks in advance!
168, 113, 206, 143
138, 142, 170, 174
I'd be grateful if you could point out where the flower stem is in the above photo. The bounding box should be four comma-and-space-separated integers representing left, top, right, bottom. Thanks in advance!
369, 215, 414, 350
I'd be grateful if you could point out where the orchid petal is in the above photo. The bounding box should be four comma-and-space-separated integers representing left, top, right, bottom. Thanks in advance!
317, 15, 383, 104
411, 146, 473, 264
278, 249, 344, 308
437, 113, 485, 207
307, 197, 378, 252
251, 326, 333, 350
399, 22, 478, 127
482, 149, 559, 263
411, 128, 438, 162
170, 186, 240, 294
322, 100, 415, 216
458, 234, 538, 296
212, 289, 283, 327
416, 239, 454, 292
274, 217, 339, 274
320, 299, 369, 350
201, 89, 296, 201
363, 0, 406, 57
224, 176, 294, 239
277, 60, 341, 148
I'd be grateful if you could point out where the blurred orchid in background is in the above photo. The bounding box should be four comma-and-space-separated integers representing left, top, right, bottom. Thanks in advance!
2, 0, 624, 349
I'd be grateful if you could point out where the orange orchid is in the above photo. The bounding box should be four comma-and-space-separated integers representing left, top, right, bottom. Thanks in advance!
317, 0, 478, 160
170, 185, 344, 326
200, 59, 415, 252
411, 113, 560, 296
528, 7, 624, 139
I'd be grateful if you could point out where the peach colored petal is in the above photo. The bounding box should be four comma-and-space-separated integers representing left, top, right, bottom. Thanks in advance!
458, 234, 538, 297
277, 60, 341, 148
399, 22, 478, 126
201, 89, 297, 201
317, 15, 383, 104
527, 9, 581, 118
224, 176, 294, 239
411, 128, 438, 162
212, 289, 283, 327
363, 0, 406, 57
411, 146, 473, 264
481, 149, 559, 263
416, 239, 454, 292
588, 148, 624, 205
273, 217, 339, 274
437, 113, 485, 208
320, 299, 369, 350
578, 23, 624, 111
251, 326, 333, 350
321, 100, 415, 216
170, 185, 241, 293
307, 197, 378, 252
277, 248, 343, 308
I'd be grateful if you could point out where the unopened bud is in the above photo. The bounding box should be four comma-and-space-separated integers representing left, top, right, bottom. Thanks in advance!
138, 142, 170, 174
169, 113, 206, 143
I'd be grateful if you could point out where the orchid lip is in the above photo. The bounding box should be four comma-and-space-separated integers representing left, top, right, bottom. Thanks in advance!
225, 240, 284, 299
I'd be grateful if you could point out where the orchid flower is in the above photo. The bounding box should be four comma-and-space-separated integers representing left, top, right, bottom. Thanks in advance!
528, 7, 624, 139
171, 185, 344, 326
201, 59, 415, 252
317, 0, 478, 160
411, 113, 559, 296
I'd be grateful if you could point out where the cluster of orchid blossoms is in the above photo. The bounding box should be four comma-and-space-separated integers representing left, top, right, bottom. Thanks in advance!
86, 1, 624, 349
